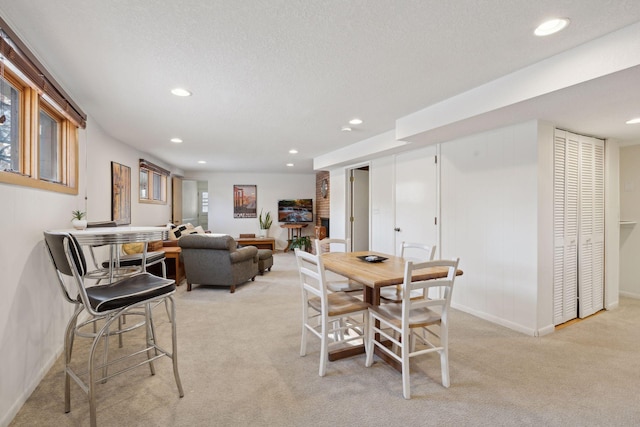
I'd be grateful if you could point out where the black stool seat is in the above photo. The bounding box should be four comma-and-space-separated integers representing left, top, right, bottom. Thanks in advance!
102, 251, 165, 268
86, 272, 175, 312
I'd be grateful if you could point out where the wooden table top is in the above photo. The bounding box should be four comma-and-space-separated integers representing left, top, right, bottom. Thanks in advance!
322, 251, 462, 289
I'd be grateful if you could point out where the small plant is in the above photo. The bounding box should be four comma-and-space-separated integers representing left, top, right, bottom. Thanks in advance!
289, 236, 311, 252
71, 210, 86, 220
259, 209, 273, 229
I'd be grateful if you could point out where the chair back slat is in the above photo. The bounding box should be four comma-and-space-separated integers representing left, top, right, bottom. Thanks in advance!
400, 241, 436, 262
294, 248, 327, 300
402, 258, 459, 321
314, 237, 350, 255
44, 231, 87, 277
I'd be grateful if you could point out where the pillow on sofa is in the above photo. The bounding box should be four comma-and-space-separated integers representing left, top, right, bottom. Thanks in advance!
168, 223, 207, 240
168, 223, 194, 240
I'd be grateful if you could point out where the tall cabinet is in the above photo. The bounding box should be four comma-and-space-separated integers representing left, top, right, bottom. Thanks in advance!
553, 129, 605, 325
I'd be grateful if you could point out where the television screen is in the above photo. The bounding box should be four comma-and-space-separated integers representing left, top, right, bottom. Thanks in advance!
278, 199, 313, 223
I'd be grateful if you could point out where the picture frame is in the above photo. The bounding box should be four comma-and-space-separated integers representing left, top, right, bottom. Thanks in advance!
111, 161, 131, 225
233, 184, 257, 218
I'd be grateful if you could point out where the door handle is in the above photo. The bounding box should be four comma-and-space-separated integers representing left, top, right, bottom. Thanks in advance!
394, 227, 401, 232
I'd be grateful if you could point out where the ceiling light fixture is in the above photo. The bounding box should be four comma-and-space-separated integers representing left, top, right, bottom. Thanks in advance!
197, 160, 206, 164
341, 126, 352, 132
289, 149, 298, 154
171, 88, 192, 97
170, 138, 183, 143
534, 18, 570, 36
626, 117, 640, 124
286, 163, 294, 167
349, 118, 363, 125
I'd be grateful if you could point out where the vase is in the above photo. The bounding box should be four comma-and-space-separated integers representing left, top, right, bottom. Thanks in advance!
258, 229, 268, 238
72, 219, 87, 230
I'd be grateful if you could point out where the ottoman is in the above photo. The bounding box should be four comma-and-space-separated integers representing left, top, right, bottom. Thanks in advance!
257, 249, 273, 275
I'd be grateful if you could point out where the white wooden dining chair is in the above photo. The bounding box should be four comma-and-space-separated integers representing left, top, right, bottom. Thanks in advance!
314, 237, 364, 292
379, 242, 436, 302
294, 248, 370, 376
366, 258, 459, 399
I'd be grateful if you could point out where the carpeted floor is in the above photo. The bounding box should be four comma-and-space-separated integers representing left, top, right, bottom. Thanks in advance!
9, 252, 640, 426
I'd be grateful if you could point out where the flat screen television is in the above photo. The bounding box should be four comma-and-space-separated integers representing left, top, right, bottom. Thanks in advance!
278, 199, 313, 223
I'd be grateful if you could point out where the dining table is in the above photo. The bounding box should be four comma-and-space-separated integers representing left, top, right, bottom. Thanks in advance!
321, 250, 463, 369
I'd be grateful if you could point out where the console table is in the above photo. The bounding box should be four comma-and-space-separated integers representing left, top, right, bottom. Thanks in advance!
280, 223, 308, 252
235, 237, 276, 251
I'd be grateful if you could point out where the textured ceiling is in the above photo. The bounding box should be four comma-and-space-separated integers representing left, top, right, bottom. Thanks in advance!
0, 1, 639, 173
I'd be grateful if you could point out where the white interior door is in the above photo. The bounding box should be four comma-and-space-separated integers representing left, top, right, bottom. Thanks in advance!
394, 146, 438, 256
351, 168, 369, 251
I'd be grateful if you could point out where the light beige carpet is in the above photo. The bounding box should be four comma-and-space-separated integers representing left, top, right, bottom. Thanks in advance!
9, 252, 640, 426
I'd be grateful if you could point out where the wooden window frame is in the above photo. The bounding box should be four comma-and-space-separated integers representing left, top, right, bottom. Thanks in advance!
139, 159, 169, 205
0, 67, 78, 194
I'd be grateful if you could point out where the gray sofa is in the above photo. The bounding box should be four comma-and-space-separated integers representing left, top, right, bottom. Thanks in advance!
178, 234, 258, 293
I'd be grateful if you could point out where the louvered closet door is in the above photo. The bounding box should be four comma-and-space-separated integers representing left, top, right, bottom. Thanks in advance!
578, 136, 605, 318
553, 130, 579, 325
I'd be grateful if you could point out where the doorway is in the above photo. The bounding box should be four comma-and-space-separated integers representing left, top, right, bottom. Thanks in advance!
174, 179, 209, 229
348, 165, 370, 251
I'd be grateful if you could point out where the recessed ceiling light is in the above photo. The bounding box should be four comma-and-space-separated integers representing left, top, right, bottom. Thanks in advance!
170, 138, 183, 143
197, 160, 206, 164
341, 126, 352, 132
286, 163, 294, 167
171, 88, 192, 97
626, 117, 640, 124
289, 149, 298, 154
349, 118, 363, 125
534, 18, 570, 36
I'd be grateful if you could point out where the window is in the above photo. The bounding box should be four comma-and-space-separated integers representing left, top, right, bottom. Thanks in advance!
39, 105, 61, 182
0, 21, 85, 194
201, 191, 209, 213
139, 159, 169, 204
0, 74, 20, 173
0, 67, 78, 193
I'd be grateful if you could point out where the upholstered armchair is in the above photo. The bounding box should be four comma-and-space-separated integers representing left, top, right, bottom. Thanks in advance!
178, 234, 259, 293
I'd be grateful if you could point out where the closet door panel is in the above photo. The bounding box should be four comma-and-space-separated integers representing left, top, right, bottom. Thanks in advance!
553, 130, 579, 325
578, 137, 605, 318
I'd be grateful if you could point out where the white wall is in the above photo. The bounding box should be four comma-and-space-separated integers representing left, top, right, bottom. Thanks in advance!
184, 171, 316, 250
0, 116, 179, 426
441, 121, 541, 335
619, 144, 640, 298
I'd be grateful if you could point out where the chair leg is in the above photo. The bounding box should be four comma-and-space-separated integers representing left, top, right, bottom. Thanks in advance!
89, 315, 118, 427
167, 296, 184, 397
365, 312, 374, 367
300, 304, 309, 357
440, 324, 450, 388
64, 305, 83, 413
145, 304, 157, 375
401, 328, 411, 399
319, 318, 328, 377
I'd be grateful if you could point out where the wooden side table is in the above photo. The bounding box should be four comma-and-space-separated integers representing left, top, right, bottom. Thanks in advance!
161, 246, 184, 285
280, 223, 308, 252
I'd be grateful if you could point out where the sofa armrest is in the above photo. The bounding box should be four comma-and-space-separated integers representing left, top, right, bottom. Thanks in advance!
230, 245, 258, 263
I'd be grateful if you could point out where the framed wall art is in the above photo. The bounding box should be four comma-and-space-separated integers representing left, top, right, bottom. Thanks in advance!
233, 184, 257, 218
111, 161, 131, 225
